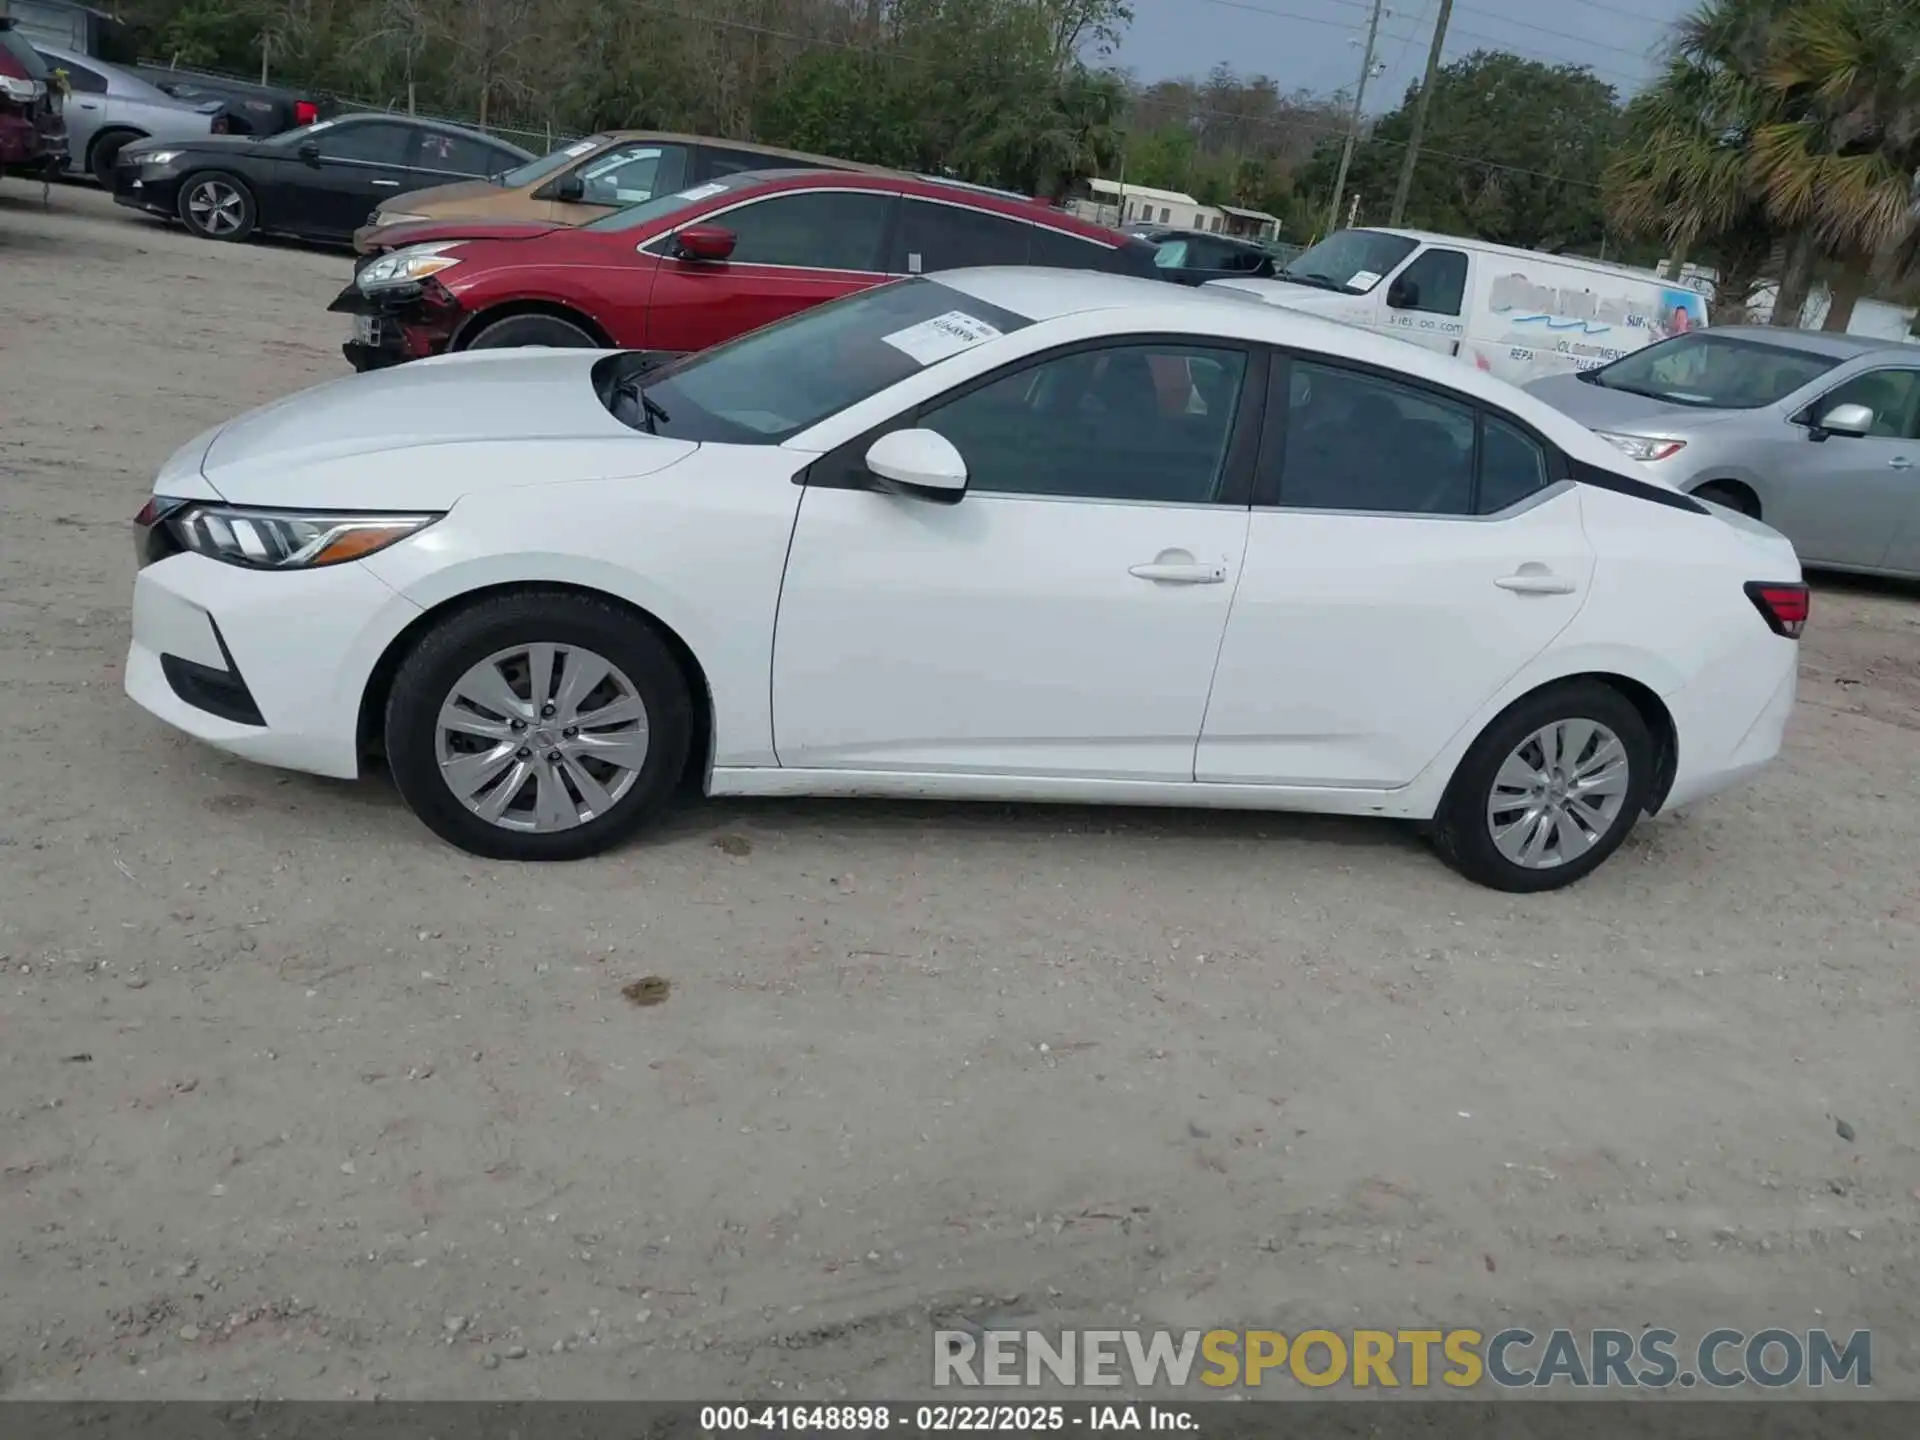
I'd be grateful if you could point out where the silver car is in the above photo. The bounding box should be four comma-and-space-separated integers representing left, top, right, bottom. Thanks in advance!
33, 41, 223, 185
1528, 327, 1920, 579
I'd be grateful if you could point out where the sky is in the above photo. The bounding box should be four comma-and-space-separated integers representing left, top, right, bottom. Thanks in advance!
1113, 0, 1695, 108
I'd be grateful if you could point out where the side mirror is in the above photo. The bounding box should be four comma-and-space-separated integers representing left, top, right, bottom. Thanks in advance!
298, 139, 321, 164
1387, 275, 1419, 309
1813, 401, 1874, 440
863, 429, 968, 503
554, 173, 586, 203
673, 225, 736, 263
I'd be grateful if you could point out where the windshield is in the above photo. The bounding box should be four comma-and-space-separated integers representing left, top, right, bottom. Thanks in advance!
498, 133, 611, 189
1282, 229, 1418, 292
600, 279, 1033, 443
1584, 332, 1842, 409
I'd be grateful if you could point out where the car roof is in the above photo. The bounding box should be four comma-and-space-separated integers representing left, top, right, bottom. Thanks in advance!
584, 129, 893, 172
1686, 325, 1911, 360
710, 168, 1138, 247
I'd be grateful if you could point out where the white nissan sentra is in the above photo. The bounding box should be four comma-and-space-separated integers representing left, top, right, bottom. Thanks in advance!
126, 270, 1806, 891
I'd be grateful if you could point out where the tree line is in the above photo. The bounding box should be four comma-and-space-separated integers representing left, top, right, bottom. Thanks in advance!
120, 0, 1919, 326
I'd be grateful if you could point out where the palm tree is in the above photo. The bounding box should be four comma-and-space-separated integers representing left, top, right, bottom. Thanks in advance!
1755, 0, 1920, 328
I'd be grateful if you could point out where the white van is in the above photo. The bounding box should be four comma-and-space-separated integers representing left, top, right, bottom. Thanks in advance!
1206, 227, 1712, 386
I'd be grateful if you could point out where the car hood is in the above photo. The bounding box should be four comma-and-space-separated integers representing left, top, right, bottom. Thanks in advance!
193, 348, 695, 510
125, 133, 267, 158
1525, 372, 1740, 434
366, 217, 564, 252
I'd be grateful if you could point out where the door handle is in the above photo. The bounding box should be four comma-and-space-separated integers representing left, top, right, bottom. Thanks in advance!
1891, 456, 1914, 471
371, 178, 402, 187
1495, 569, 1577, 595
1130, 561, 1227, 584
78, 100, 100, 110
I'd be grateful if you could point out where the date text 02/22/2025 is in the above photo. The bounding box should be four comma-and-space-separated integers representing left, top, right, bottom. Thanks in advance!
699, 1404, 1197, 1432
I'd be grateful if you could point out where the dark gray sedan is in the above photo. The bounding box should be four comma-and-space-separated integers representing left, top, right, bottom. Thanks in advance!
1528, 327, 1920, 579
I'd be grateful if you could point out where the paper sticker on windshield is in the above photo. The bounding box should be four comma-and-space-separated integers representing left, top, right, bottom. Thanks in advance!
1348, 269, 1382, 289
562, 139, 598, 157
880, 311, 1004, 366
672, 183, 729, 203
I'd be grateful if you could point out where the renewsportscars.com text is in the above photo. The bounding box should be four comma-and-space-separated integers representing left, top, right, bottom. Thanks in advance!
933, 1327, 1872, 1390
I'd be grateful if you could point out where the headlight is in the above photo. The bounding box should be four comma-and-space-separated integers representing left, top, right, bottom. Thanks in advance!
357, 243, 463, 291
169, 505, 441, 569
374, 211, 431, 226
139, 149, 183, 166
0, 74, 42, 102
1596, 430, 1686, 463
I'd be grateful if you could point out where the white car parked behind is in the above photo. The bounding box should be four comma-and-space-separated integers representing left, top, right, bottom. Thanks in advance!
127, 270, 1806, 891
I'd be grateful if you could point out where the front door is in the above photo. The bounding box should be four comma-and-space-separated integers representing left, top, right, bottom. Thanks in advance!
1764, 366, 1920, 569
1382, 246, 1471, 359
772, 339, 1260, 780
1198, 356, 1594, 788
290, 119, 414, 239
642, 188, 897, 353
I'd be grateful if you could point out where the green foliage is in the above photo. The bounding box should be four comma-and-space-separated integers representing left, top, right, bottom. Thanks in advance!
1296, 50, 1621, 251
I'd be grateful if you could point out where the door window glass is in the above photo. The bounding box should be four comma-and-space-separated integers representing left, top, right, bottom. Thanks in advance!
895, 199, 1032, 273
1152, 238, 1191, 269
408, 129, 511, 176
1818, 369, 1920, 439
1028, 225, 1110, 270
1391, 248, 1469, 315
314, 120, 411, 165
1278, 362, 1475, 514
713, 190, 893, 271
920, 343, 1248, 504
1478, 416, 1551, 514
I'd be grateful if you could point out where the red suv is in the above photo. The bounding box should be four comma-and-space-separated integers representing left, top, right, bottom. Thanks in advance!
0, 19, 66, 184
330, 168, 1162, 371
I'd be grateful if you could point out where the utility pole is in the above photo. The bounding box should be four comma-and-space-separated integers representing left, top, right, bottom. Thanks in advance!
1326, 0, 1387, 236
1389, 0, 1452, 226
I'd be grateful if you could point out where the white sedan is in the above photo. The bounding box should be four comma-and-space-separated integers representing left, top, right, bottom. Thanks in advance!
126, 270, 1807, 891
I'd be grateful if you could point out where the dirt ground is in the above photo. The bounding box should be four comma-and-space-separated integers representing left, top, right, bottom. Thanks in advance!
1, 184, 1917, 1403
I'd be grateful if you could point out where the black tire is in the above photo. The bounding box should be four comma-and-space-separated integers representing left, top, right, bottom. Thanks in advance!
1693, 480, 1760, 519
465, 313, 599, 351
176, 170, 256, 241
88, 128, 141, 187
384, 592, 691, 861
1428, 680, 1653, 893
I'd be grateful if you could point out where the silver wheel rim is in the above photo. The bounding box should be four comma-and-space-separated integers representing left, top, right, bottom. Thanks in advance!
187, 180, 244, 235
1486, 719, 1631, 870
435, 643, 650, 834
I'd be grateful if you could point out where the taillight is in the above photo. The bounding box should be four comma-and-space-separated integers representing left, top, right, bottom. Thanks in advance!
1744, 581, 1809, 639
294, 100, 319, 126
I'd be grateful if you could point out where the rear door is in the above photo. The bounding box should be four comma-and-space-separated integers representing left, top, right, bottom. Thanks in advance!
640, 188, 897, 353
284, 118, 414, 238
1197, 353, 1595, 788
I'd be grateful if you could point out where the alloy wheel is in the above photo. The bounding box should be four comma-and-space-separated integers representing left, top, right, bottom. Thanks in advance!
187, 180, 245, 236
434, 642, 651, 834
1485, 718, 1631, 870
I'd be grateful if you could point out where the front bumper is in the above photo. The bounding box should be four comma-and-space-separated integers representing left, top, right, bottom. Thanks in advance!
126, 550, 424, 780
328, 278, 463, 372
112, 156, 185, 217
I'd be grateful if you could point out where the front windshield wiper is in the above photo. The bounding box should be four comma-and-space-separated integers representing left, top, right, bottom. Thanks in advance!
1276, 270, 1346, 292
637, 389, 671, 434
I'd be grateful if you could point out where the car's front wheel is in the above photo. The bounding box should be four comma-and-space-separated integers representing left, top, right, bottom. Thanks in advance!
177, 171, 256, 241
383, 592, 692, 860
464, 312, 600, 350
1429, 680, 1653, 892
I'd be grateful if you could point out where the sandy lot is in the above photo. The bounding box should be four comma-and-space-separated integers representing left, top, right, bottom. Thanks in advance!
1, 185, 1917, 1403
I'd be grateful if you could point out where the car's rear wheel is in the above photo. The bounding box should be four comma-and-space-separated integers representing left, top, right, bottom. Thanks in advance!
1693, 480, 1760, 519
1429, 680, 1652, 892
383, 592, 691, 861
178, 171, 256, 241
88, 128, 141, 187
465, 313, 599, 351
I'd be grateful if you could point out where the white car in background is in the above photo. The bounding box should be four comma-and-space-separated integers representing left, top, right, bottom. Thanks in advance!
126, 270, 1806, 891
